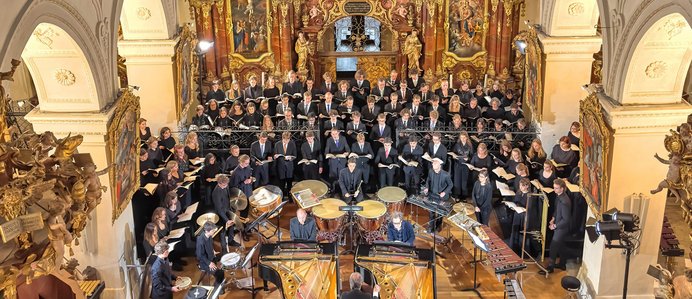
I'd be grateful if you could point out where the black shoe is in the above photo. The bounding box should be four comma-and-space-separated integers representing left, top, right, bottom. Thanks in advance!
230, 240, 242, 247
555, 264, 566, 271
172, 263, 184, 271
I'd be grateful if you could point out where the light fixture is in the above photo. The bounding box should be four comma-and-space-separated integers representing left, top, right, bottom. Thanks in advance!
515, 40, 527, 54
197, 40, 214, 54
16, 100, 25, 108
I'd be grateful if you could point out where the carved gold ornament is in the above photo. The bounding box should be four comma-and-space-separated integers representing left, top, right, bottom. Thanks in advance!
54, 69, 76, 86
645, 61, 667, 79
136, 7, 152, 20
567, 2, 585, 16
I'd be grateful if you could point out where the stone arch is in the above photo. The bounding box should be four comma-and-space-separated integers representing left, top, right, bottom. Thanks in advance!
619, 12, 692, 104
0, 1, 116, 111
120, 0, 178, 40
541, 0, 600, 37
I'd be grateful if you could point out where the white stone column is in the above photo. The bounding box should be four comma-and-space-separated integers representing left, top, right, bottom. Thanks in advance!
578, 94, 692, 298
25, 108, 137, 299
118, 38, 179, 135
538, 34, 601, 147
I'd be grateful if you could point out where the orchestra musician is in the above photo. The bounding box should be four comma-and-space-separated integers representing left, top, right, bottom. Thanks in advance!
540, 178, 572, 274
205, 80, 225, 104
229, 155, 254, 219
196, 221, 225, 288
289, 208, 317, 241
150, 241, 181, 299
374, 137, 398, 188
422, 158, 452, 232
387, 211, 415, 246
212, 174, 241, 249
300, 131, 323, 179
351, 133, 374, 192
250, 132, 272, 187
339, 158, 364, 203
472, 169, 493, 225
343, 272, 380, 299
275, 131, 297, 196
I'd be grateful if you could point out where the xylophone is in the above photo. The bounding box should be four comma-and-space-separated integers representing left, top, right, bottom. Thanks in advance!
660, 216, 684, 257
476, 225, 526, 275
78, 280, 105, 299
503, 279, 526, 299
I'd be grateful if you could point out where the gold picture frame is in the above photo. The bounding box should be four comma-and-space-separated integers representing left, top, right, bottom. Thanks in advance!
516, 25, 543, 123
174, 24, 198, 119
579, 93, 612, 217
443, 0, 489, 64
108, 89, 141, 222
227, 0, 273, 64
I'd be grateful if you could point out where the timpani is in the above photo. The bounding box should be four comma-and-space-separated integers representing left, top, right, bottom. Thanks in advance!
311, 198, 347, 233
376, 186, 407, 214
249, 185, 283, 218
355, 200, 387, 233
291, 180, 329, 210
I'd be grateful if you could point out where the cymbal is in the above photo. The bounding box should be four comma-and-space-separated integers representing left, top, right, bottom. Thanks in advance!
196, 212, 219, 226
228, 212, 245, 230
453, 202, 475, 216
229, 188, 248, 211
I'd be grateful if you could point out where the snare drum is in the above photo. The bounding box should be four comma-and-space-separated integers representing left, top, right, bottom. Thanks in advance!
250, 185, 283, 217
376, 187, 407, 214
355, 200, 387, 232
311, 198, 346, 233
220, 252, 241, 269
291, 180, 329, 210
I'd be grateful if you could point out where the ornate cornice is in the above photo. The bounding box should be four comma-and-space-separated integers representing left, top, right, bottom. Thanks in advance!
597, 92, 692, 132
539, 33, 602, 56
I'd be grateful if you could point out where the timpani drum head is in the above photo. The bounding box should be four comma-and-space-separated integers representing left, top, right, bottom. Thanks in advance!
291, 180, 329, 199
376, 187, 407, 204
356, 200, 387, 218
312, 198, 347, 219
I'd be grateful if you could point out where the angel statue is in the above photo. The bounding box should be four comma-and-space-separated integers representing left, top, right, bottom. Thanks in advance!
295, 32, 312, 75
0, 59, 21, 143
404, 30, 422, 71
80, 162, 109, 214
47, 200, 73, 269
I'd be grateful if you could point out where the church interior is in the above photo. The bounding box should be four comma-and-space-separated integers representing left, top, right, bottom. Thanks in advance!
0, 0, 691, 298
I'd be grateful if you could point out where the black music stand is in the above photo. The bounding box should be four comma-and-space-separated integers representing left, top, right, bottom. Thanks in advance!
242, 202, 285, 298
462, 228, 490, 299
339, 204, 364, 255
428, 212, 451, 299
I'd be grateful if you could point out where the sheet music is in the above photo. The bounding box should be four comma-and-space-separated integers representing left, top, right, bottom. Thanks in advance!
294, 189, 321, 209
167, 227, 187, 239
177, 202, 199, 223
502, 201, 526, 214
167, 240, 180, 253
496, 181, 516, 196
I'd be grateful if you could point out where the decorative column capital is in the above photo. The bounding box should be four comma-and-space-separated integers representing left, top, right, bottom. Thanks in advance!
539, 33, 602, 60
117, 38, 178, 65
597, 92, 692, 134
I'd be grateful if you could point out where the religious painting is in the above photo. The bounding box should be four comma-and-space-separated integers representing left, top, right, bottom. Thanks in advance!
230, 0, 270, 59
445, 0, 487, 60
579, 93, 611, 216
175, 25, 197, 119
109, 90, 141, 222
519, 26, 543, 122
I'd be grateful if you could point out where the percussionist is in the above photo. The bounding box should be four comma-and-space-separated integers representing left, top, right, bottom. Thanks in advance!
289, 208, 318, 241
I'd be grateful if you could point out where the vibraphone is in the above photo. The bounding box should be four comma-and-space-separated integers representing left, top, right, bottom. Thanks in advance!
476, 225, 527, 275
78, 280, 105, 299
660, 216, 684, 257
503, 279, 526, 299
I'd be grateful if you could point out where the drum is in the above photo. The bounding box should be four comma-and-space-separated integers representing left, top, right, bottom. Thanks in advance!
174, 276, 192, 290
311, 198, 347, 233
291, 180, 329, 210
249, 185, 283, 218
355, 200, 387, 232
220, 252, 241, 270
376, 187, 407, 214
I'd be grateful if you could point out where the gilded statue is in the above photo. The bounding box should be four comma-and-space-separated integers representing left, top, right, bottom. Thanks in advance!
47, 200, 72, 269
80, 162, 109, 213
295, 32, 311, 74
0, 59, 21, 143
404, 30, 422, 71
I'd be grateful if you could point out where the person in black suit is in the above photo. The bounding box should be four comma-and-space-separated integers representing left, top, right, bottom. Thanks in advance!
342, 272, 380, 299
346, 112, 367, 144
276, 94, 295, 116
205, 80, 225, 104
318, 92, 337, 118
300, 131, 322, 179
370, 114, 392, 144
370, 78, 392, 104
250, 132, 272, 187
278, 109, 296, 129
213, 174, 240, 250
323, 110, 345, 138
361, 97, 381, 125
435, 79, 456, 106
401, 136, 424, 195
196, 222, 225, 288
386, 70, 400, 92
334, 80, 353, 103
289, 208, 318, 241
426, 132, 448, 164
472, 170, 493, 225
274, 132, 297, 196
350, 70, 370, 107
282, 70, 304, 103
407, 95, 427, 124
320, 72, 338, 95
423, 159, 453, 232
351, 133, 374, 192
374, 137, 398, 188
150, 241, 181, 299
304, 77, 318, 98
243, 75, 263, 101
427, 96, 447, 123
541, 178, 573, 274
384, 93, 403, 123
387, 211, 415, 246
338, 158, 364, 203
325, 128, 350, 180
455, 81, 474, 105
418, 83, 434, 104
396, 81, 413, 103
406, 71, 423, 94
296, 92, 317, 122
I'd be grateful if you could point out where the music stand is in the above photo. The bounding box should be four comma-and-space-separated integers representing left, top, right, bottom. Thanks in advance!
462, 226, 488, 299
339, 204, 363, 255
240, 224, 267, 298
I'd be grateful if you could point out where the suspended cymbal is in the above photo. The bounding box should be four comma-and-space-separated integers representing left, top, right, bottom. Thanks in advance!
453, 202, 475, 216
196, 212, 219, 226
228, 212, 245, 230
229, 187, 248, 211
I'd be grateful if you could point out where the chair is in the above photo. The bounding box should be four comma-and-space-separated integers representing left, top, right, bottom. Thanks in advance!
561, 276, 581, 299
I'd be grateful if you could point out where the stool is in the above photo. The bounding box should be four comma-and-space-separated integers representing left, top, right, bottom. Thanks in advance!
561, 276, 581, 299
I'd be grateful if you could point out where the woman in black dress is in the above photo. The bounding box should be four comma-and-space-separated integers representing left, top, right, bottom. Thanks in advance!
142, 222, 158, 260
243, 103, 263, 127
215, 107, 232, 128
158, 127, 176, 151
183, 132, 202, 160
206, 99, 220, 121
470, 142, 494, 182
504, 148, 525, 176
472, 83, 487, 107
155, 169, 177, 202
263, 76, 280, 115
527, 138, 547, 178
140, 148, 157, 186
472, 170, 494, 225
229, 102, 245, 125
201, 153, 222, 205
452, 132, 474, 199
139, 118, 152, 145
567, 122, 581, 146
550, 136, 578, 177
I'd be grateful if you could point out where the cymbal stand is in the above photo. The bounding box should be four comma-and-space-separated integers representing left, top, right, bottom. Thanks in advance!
340, 212, 357, 255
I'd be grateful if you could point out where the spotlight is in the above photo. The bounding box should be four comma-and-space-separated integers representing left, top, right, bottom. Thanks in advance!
596, 220, 623, 242
613, 211, 638, 232
128, 85, 140, 91
514, 40, 527, 54
16, 100, 24, 108
197, 40, 214, 54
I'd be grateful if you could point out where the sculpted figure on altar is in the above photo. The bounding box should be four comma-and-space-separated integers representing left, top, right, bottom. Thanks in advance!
404, 30, 422, 71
